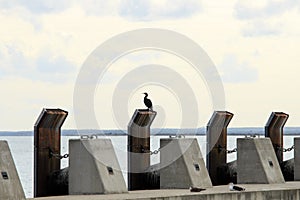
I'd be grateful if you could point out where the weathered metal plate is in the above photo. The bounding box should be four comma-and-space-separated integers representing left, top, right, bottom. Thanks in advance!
34, 108, 68, 197
206, 111, 234, 185
128, 109, 156, 190
265, 112, 289, 164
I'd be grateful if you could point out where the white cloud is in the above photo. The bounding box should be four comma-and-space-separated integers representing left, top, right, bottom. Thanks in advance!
234, 0, 300, 37
79, 0, 121, 16
218, 54, 258, 83
234, 0, 299, 20
119, 0, 202, 21
0, 0, 69, 13
1, 0, 300, 130
0, 45, 77, 83
242, 20, 281, 37
0, 0, 202, 21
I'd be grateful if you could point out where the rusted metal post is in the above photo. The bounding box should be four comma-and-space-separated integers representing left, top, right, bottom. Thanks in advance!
265, 112, 289, 164
128, 109, 156, 191
34, 108, 68, 197
206, 111, 233, 185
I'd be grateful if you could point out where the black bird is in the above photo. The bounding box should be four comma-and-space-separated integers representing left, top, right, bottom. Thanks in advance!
143, 92, 153, 111
189, 186, 206, 192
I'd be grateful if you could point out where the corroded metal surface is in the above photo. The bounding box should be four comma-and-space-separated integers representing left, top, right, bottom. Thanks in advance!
265, 112, 289, 164
34, 108, 68, 197
128, 109, 156, 190
206, 111, 234, 185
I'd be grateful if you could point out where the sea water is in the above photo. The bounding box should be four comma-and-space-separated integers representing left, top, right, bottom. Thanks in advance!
0, 135, 296, 198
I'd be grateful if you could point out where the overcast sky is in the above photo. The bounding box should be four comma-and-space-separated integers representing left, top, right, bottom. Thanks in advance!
1, 0, 300, 131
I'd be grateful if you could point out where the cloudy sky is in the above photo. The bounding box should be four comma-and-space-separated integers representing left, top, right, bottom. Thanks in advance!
1, 0, 300, 131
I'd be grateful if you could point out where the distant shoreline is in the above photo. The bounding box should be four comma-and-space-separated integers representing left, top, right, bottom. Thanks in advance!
1, 127, 300, 136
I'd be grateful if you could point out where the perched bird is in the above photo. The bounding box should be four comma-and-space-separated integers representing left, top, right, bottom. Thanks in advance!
143, 92, 153, 111
229, 183, 245, 191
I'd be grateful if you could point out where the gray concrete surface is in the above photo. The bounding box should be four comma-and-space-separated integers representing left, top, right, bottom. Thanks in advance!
69, 139, 127, 195
0, 140, 26, 200
160, 138, 212, 189
28, 182, 300, 200
237, 138, 285, 184
294, 137, 300, 180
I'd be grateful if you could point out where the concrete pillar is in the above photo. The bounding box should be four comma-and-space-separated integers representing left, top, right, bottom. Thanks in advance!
206, 111, 233, 185
69, 139, 127, 194
237, 138, 285, 184
0, 141, 25, 200
34, 108, 68, 197
127, 109, 156, 190
265, 112, 289, 164
160, 138, 212, 189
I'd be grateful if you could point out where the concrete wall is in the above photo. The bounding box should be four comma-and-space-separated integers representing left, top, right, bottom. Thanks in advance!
0, 140, 25, 200
69, 139, 127, 195
160, 138, 212, 189
237, 138, 285, 184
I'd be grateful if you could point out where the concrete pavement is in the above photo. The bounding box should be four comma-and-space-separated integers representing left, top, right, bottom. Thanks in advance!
28, 182, 300, 200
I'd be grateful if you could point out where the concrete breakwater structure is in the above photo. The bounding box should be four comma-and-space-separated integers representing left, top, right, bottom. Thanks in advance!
2, 109, 300, 199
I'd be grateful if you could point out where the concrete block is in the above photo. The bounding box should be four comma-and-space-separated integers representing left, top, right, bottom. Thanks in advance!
160, 138, 212, 189
294, 137, 300, 180
0, 140, 25, 200
69, 139, 127, 195
237, 138, 285, 184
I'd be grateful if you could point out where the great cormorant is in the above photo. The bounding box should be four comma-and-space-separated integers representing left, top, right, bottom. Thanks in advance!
143, 93, 153, 111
